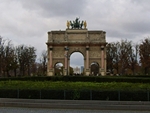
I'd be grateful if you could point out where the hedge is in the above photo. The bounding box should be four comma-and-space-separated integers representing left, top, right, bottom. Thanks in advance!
0, 76, 150, 83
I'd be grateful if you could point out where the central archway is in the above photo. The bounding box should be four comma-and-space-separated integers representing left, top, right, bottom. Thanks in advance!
70, 52, 84, 75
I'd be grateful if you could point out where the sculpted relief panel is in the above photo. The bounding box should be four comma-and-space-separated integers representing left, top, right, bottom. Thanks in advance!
48, 32, 66, 42
53, 34, 65, 42
68, 46, 86, 57
68, 34, 86, 41
89, 33, 105, 42
89, 47, 101, 58
53, 47, 64, 58
90, 51, 101, 58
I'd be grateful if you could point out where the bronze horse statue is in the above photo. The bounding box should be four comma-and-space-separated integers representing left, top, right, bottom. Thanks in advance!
70, 18, 84, 29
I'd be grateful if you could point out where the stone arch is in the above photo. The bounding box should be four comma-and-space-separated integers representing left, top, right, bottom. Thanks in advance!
53, 60, 64, 69
69, 51, 84, 58
68, 47, 86, 58
46, 28, 107, 76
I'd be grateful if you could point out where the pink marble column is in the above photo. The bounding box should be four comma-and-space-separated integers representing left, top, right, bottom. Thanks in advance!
86, 46, 89, 69
68, 58, 70, 75
64, 46, 69, 75
101, 46, 104, 69
49, 47, 53, 69
64, 50, 68, 70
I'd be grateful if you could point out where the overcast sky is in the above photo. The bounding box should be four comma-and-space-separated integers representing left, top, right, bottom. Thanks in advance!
1, 0, 150, 67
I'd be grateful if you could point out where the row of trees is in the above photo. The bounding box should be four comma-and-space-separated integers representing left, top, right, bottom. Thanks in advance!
0, 37, 47, 77
1, 36, 150, 77
107, 38, 150, 75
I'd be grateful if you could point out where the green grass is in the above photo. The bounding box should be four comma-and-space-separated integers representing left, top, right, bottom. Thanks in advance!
0, 80, 150, 91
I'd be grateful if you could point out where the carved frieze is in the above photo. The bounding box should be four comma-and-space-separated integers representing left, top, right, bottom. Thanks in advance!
68, 47, 85, 57
89, 33, 105, 42
89, 47, 101, 58
68, 34, 86, 41
89, 51, 101, 58
53, 47, 64, 58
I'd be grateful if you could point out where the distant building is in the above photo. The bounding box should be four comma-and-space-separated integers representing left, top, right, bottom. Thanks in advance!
73, 67, 80, 74
81, 66, 84, 74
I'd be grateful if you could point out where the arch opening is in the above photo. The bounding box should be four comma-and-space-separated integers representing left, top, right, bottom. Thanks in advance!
70, 52, 84, 76
54, 63, 63, 76
90, 62, 99, 76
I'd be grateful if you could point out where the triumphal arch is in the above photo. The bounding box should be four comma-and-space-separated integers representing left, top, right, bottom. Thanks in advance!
46, 18, 107, 76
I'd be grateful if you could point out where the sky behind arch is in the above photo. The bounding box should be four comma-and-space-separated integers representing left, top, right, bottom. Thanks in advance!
0, 0, 150, 64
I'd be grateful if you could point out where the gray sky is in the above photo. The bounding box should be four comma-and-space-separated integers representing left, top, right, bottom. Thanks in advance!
1, 0, 150, 67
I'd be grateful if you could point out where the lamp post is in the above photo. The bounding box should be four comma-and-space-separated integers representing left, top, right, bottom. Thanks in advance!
64, 46, 69, 76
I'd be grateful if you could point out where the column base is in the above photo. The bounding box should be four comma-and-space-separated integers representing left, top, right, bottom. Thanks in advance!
100, 69, 106, 76
47, 70, 54, 76
64, 69, 67, 76
85, 69, 90, 76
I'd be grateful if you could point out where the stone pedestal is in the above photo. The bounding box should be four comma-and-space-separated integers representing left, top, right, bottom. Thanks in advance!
47, 70, 54, 76
64, 69, 67, 76
101, 69, 105, 76
85, 70, 90, 76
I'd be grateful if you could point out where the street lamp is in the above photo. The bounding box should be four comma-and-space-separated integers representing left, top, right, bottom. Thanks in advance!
64, 46, 69, 76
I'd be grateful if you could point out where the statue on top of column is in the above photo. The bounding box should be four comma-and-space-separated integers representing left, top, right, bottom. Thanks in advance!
67, 18, 87, 29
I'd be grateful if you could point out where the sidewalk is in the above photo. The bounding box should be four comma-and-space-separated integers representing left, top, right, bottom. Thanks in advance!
0, 98, 150, 110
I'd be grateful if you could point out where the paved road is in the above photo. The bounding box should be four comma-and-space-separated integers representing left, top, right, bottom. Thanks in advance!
0, 98, 150, 110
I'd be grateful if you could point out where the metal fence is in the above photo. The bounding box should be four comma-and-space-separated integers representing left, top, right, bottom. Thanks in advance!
0, 89, 149, 101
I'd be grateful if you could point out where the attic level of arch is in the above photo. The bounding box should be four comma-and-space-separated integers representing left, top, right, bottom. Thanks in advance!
47, 29, 106, 45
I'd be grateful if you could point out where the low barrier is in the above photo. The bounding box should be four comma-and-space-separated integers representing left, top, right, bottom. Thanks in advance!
0, 89, 149, 101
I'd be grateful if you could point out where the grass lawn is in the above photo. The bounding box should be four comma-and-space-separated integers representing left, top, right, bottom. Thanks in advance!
0, 80, 150, 91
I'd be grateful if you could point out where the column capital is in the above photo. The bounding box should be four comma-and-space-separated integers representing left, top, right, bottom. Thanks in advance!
86, 46, 89, 50
49, 46, 53, 50
101, 46, 104, 50
50, 48, 53, 50
64, 46, 69, 51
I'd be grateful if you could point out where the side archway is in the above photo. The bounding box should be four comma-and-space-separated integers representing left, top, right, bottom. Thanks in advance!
90, 62, 100, 76
54, 63, 64, 76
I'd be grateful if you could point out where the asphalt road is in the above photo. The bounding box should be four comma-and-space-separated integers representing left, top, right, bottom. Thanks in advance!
0, 98, 150, 111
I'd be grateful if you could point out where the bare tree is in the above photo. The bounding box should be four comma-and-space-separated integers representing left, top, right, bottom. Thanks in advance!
118, 40, 132, 75
26, 47, 36, 76
16, 45, 26, 76
128, 43, 139, 75
11, 48, 18, 77
107, 40, 137, 75
112, 42, 120, 74
0, 36, 5, 76
107, 42, 118, 74
38, 50, 47, 75
41, 50, 47, 75
16, 45, 36, 76
3, 41, 15, 77
139, 38, 150, 74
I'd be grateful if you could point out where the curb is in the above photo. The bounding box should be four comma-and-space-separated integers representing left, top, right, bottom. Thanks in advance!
0, 98, 150, 110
